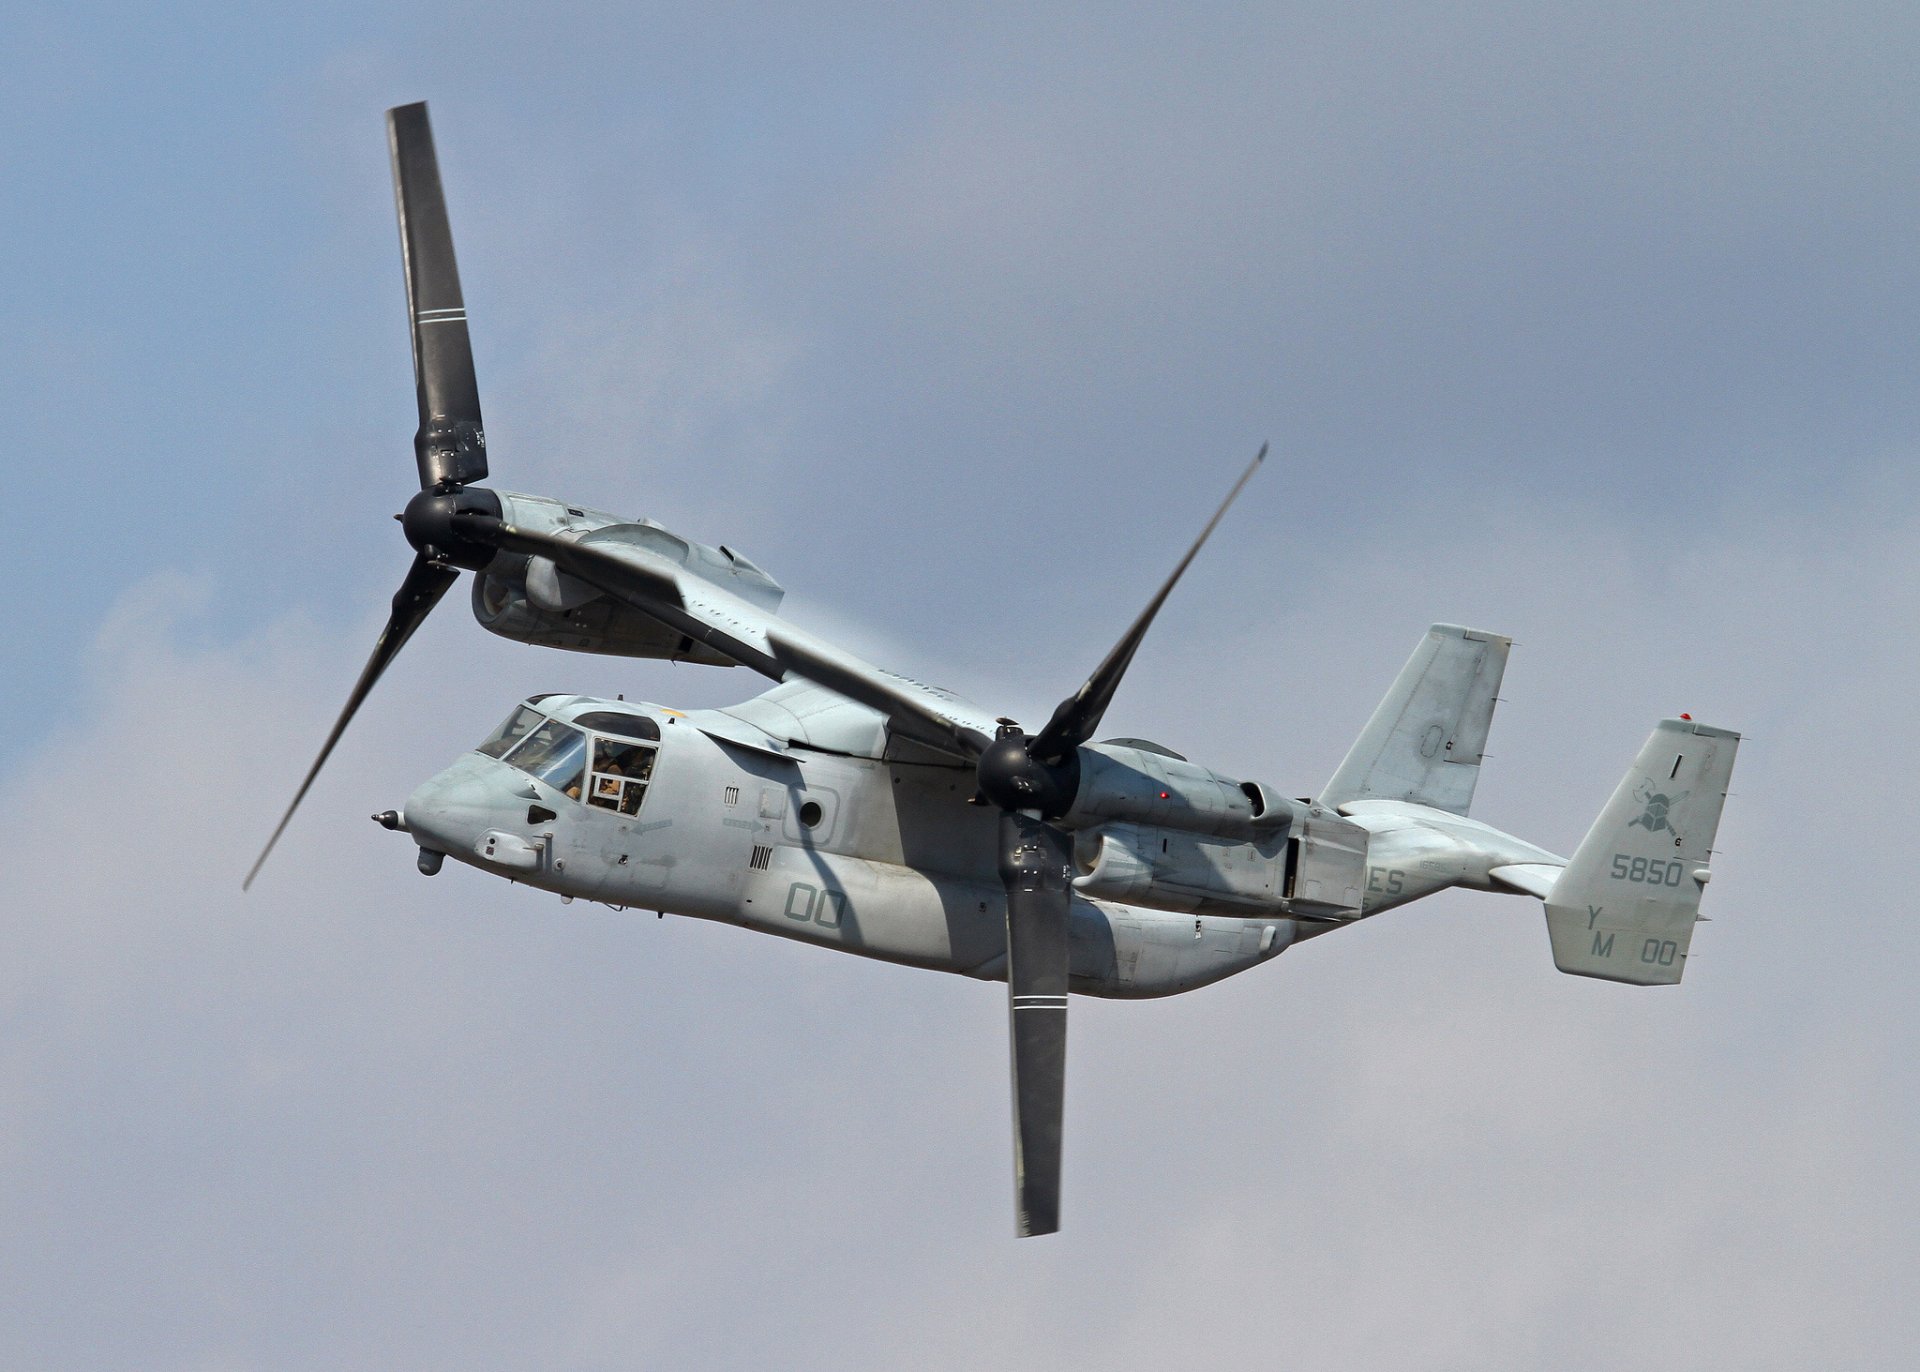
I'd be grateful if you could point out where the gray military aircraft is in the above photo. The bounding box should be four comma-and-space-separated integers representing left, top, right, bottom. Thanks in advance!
247, 103, 1741, 1237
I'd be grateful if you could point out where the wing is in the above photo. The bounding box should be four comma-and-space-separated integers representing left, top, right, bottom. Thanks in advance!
468, 515, 998, 760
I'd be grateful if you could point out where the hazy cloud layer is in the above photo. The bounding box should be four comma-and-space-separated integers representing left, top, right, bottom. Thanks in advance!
1, 3, 1915, 1368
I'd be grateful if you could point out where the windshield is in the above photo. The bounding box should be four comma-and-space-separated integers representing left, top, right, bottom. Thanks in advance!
505, 720, 589, 797
476, 704, 546, 759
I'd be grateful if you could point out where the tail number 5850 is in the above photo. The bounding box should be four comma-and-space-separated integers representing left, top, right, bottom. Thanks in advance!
1611, 853, 1685, 887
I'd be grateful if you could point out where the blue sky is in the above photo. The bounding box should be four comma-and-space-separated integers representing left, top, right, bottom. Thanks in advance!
3, 3, 1917, 1368
9, 1, 1916, 717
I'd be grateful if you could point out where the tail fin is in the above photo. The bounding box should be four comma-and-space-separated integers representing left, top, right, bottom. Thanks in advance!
1322, 624, 1510, 816
1543, 718, 1739, 985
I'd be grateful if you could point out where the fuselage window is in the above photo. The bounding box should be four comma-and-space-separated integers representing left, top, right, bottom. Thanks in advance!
505, 720, 588, 798
476, 704, 546, 759
587, 736, 657, 816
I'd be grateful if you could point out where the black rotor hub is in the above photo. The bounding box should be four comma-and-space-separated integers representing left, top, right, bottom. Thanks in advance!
402, 483, 501, 570
976, 720, 1081, 819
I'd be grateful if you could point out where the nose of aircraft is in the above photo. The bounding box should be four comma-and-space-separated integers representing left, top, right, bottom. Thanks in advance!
399, 753, 528, 870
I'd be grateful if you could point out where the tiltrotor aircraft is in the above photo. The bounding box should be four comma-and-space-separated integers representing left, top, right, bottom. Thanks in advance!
247, 103, 1741, 1237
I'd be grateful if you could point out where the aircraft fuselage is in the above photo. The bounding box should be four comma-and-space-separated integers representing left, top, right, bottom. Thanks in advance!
400, 696, 1295, 998
398, 689, 1563, 998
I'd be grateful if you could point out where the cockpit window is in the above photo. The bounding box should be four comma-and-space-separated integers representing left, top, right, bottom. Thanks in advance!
476, 705, 546, 759
505, 720, 589, 798
480, 704, 659, 813
573, 710, 661, 741
593, 738, 657, 779
587, 736, 657, 815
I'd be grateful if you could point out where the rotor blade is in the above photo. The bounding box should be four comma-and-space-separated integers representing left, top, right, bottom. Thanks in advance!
1029, 442, 1266, 764
243, 555, 458, 890
466, 515, 993, 760
388, 102, 487, 490
999, 810, 1073, 1238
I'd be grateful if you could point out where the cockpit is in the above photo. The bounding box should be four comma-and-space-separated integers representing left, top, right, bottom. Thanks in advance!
475, 698, 662, 816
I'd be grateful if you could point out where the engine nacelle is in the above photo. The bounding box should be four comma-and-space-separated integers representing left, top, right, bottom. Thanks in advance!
472, 492, 784, 663
1062, 740, 1300, 840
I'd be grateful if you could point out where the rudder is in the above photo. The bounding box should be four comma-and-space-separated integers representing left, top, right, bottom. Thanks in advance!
1543, 718, 1739, 985
1322, 624, 1510, 816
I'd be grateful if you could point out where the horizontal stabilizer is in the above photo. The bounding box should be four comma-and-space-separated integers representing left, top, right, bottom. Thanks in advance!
1489, 863, 1561, 900
1543, 718, 1739, 985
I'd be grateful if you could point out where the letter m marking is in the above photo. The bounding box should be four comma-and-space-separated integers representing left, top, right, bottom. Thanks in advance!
1591, 931, 1615, 958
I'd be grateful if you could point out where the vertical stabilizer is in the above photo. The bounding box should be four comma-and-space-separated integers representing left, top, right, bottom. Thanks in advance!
1543, 718, 1739, 985
1322, 624, 1510, 816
